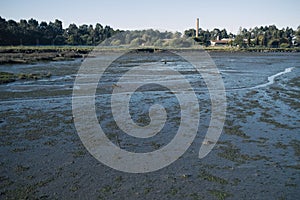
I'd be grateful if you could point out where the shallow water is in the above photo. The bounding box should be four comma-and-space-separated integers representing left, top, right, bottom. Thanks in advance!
0, 51, 299, 199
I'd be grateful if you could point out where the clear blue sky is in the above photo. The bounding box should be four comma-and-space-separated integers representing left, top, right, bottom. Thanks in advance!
1, 0, 299, 33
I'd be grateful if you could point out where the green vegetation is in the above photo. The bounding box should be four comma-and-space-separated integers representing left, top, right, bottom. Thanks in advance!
1, 16, 299, 49
0, 72, 16, 84
12, 147, 27, 152
208, 189, 232, 200
231, 178, 241, 186
274, 141, 288, 149
217, 142, 269, 164
150, 141, 161, 150
259, 114, 290, 129
224, 121, 250, 139
166, 187, 178, 196
224, 126, 250, 139
103, 29, 195, 47
0, 45, 94, 52
100, 185, 112, 193
187, 25, 300, 48
14, 165, 29, 173
0, 71, 51, 84
286, 164, 300, 170
218, 143, 245, 163
189, 192, 203, 200
198, 170, 228, 185
290, 140, 300, 157
69, 184, 80, 192
0, 16, 116, 45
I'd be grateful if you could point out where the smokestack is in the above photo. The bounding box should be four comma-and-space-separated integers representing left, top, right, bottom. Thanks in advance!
196, 18, 199, 37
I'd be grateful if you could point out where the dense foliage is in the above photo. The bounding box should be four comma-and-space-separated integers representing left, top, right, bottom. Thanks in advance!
102, 30, 194, 47
186, 26, 300, 47
0, 16, 299, 48
0, 17, 117, 45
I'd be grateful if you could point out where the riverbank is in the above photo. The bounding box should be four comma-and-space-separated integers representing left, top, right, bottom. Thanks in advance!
204, 46, 300, 52
0, 71, 52, 84
0, 46, 300, 65
0, 52, 299, 199
0, 46, 93, 65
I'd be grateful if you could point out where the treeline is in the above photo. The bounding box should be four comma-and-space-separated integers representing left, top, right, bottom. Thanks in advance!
185, 28, 234, 46
0, 16, 299, 48
102, 30, 194, 47
234, 26, 299, 48
185, 25, 300, 48
0, 17, 117, 45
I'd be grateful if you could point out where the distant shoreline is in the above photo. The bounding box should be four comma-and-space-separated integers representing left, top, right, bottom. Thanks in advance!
0, 46, 299, 65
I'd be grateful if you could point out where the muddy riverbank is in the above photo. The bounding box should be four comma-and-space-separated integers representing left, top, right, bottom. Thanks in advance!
1, 46, 299, 65
0, 48, 89, 64
0, 51, 299, 199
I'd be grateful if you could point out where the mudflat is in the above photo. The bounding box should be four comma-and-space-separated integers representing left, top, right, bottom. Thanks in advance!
0, 51, 299, 199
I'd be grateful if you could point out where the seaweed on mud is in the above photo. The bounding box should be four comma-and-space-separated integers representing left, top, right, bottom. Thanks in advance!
244, 90, 259, 98
14, 165, 30, 173
224, 125, 250, 139
285, 177, 297, 187
144, 187, 151, 194
150, 141, 161, 150
166, 186, 178, 196
43, 139, 58, 146
198, 170, 228, 185
289, 139, 300, 157
24, 130, 43, 141
100, 185, 112, 193
231, 178, 241, 186
69, 183, 80, 192
12, 147, 27, 152
286, 164, 300, 170
245, 111, 256, 116
208, 189, 232, 200
0, 176, 14, 190
0, 71, 51, 84
243, 137, 268, 144
259, 117, 290, 129
281, 90, 300, 110
2, 185, 37, 199
189, 192, 204, 200
72, 149, 87, 158
217, 143, 245, 163
0, 71, 16, 84
269, 77, 300, 110
0, 175, 56, 199
259, 111, 291, 129
217, 142, 270, 164
135, 115, 150, 126
115, 176, 123, 183
274, 141, 288, 149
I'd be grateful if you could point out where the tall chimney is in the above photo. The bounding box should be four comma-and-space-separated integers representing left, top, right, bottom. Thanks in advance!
196, 18, 199, 37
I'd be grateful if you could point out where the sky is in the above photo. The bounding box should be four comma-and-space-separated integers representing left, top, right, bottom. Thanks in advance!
1, 0, 299, 33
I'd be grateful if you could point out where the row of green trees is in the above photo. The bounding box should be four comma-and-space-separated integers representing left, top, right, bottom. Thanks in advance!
0, 16, 299, 48
0, 17, 117, 45
184, 28, 235, 46
102, 30, 194, 47
185, 25, 300, 48
230, 26, 298, 48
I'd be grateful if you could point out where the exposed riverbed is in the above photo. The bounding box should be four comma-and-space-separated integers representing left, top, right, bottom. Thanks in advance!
0, 51, 299, 199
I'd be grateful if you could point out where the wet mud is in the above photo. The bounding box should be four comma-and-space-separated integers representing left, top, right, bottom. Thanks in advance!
0, 51, 299, 199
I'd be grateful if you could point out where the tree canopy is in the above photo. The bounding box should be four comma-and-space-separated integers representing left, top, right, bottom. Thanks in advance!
0, 16, 299, 48
0, 16, 117, 46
